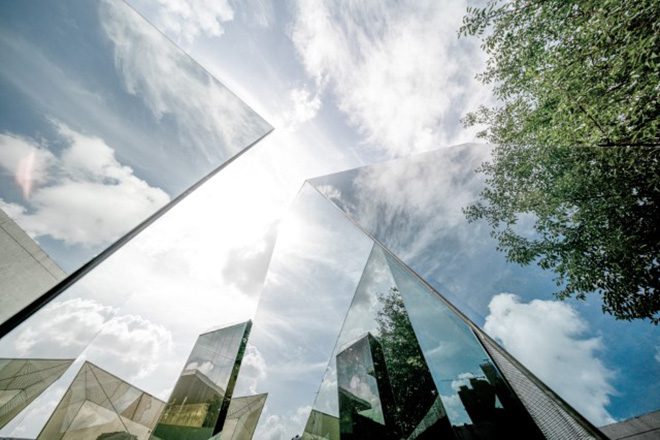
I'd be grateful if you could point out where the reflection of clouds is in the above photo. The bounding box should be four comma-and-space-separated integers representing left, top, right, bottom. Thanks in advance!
485, 293, 615, 426
15, 298, 115, 356
239, 344, 268, 394
257, 405, 312, 440
129, 0, 235, 46
314, 365, 338, 416
440, 393, 469, 425
0, 123, 169, 246
450, 372, 476, 392
291, 1, 492, 156
100, 0, 271, 165
14, 297, 173, 381
85, 313, 173, 380
185, 360, 214, 376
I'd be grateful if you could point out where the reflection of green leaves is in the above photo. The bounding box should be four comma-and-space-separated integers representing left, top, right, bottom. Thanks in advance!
460, 0, 660, 323
376, 287, 438, 434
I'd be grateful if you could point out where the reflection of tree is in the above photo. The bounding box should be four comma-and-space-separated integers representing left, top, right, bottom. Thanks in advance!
375, 287, 444, 436
204, 395, 222, 427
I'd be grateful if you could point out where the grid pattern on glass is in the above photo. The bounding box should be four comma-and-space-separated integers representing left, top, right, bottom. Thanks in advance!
0, 358, 73, 428
215, 393, 267, 440
476, 331, 602, 439
153, 321, 250, 439
37, 361, 165, 440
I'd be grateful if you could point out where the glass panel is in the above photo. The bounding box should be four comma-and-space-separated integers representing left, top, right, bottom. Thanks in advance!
384, 249, 544, 438
304, 245, 455, 440
0, 0, 271, 323
38, 362, 165, 440
0, 358, 73, 429
153, 321, 251, 439
216, 393, 267, 440
309, 145, 660, 424
229, 183, 374, 439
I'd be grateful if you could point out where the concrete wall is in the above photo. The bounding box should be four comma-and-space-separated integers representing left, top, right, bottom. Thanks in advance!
0, 207, 65, 325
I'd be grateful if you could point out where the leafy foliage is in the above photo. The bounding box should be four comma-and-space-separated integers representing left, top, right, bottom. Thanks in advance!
460, 0, 660, 323
376, 287, 437, 435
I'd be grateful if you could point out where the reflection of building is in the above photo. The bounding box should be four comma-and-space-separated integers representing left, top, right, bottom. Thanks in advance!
0, 358, 73, 429
336, 333, 398, 440
38, 362, 165, 440
0, 208, 65, 326
302, 409, 339, 440
152, 321, 251, 439
215, 393, 268, 440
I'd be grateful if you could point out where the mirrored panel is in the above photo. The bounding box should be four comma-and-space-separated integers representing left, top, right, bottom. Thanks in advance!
153, 321, 251, 439
0, 0, 271, 323
228, 184, 375, 439
309, 145, 660, 424
384, 249, 545, 438
0, 358, 73, 429
38, 361, 165, 440
303, 244, 548, 440
216, 393, 267, 440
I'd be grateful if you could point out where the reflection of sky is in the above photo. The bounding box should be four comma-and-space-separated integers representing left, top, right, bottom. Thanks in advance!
0, 0, 270, 271
230, 186, 373, 439
309, 146, 660, 424
1, 1, 657, 438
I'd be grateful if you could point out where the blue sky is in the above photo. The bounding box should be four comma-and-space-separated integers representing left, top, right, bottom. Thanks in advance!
0, 1, 657, 439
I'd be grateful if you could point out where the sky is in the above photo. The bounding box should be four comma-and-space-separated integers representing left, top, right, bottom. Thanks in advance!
0, 1, 657, 439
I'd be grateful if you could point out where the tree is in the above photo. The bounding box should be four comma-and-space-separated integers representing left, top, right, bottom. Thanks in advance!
376, 287, 440, 435
459, 0, 660, 323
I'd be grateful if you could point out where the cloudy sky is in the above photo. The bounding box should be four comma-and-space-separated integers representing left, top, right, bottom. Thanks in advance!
0, 0, 657, 439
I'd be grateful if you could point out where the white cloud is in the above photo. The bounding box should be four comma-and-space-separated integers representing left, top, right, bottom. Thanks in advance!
86, 313, 173, 380
257, 405, 312, 440
236, 344, 268, 394
0, 123, 170, 247
141, 0, 234, 45
282, 87, 322, 128
15, 298, 116, 356
14, 297, 173, 381
315, 144, 491, 266
484, 293, 616, 426
100, 0, 270, 165
291, 0, 492, 156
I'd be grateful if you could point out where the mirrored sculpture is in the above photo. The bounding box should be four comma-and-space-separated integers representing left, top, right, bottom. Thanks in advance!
0, 358, 73, 429
152, 321, 251, 439
38, 361, 165, 440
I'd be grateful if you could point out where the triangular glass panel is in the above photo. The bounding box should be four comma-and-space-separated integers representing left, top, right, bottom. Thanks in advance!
0, 358, 73, 428
38, 362, 165, 440
0, 0, 272, 327
303, 244, 455, 439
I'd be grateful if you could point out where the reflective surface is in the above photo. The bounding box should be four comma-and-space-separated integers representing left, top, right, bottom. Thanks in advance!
0, 358, 73, 429
304, 244, 543, 439
0, 0, 271, 323
153, 321, 251, 438
310, 145, 660, 423
38, 362, 165, 440
0, 177, 604, 439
